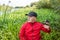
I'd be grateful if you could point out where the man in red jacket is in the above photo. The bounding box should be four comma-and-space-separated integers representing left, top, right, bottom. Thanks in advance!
19, 12, 51, 40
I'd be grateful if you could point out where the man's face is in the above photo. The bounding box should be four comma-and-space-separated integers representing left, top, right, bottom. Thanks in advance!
27, 16, 36, 23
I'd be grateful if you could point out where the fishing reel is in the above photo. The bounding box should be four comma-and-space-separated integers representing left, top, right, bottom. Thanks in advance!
43, 20, 50, 26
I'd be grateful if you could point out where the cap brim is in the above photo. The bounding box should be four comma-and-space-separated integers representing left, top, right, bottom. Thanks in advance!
25, 14, 28, 16
25, 14, 33, 17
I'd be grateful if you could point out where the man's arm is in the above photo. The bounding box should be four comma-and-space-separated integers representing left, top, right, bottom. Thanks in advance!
41, 23, 51, 33
19, 23, 26, 40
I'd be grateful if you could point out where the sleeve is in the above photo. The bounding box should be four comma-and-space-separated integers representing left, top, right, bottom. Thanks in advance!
19, 23, 26, 40
40, 23, 51, 33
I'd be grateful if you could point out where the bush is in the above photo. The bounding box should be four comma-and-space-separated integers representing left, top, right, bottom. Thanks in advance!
36, 0, 52, 9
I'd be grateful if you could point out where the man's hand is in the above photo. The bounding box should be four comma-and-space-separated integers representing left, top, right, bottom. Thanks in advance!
43, 20, 50, 30
43, 25, 50, 30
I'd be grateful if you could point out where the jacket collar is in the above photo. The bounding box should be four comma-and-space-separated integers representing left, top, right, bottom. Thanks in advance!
27, 21, 37, 24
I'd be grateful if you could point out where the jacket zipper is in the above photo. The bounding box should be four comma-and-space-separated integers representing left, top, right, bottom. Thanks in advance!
31, 23, 34, 40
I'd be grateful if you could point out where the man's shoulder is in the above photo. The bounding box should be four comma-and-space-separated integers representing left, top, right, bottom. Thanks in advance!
21, 22, 28, 28
36, 22, 43, 25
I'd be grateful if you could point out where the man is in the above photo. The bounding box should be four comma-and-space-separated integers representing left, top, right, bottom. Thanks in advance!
19, 11, 51, 40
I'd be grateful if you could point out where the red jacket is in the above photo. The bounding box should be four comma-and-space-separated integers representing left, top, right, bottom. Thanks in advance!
19, 22, 51, 40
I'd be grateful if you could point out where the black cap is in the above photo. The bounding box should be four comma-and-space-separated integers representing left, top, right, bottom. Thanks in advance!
25, 11, 37, 17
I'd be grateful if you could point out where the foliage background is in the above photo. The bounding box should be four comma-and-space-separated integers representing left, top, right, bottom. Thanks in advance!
0, 0, 60, 40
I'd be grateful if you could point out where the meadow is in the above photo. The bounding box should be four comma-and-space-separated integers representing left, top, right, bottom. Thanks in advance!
0, 8, 60, 40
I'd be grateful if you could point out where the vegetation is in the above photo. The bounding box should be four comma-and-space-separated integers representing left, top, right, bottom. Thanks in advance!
0, 8, 60, 40
35, 0, 60, 14
0, 0, 60, 40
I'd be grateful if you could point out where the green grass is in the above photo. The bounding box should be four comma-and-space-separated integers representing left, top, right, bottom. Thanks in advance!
0, 8, 60, 40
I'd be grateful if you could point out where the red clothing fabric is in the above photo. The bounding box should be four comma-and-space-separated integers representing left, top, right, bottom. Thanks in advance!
19, 22, 51, 40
